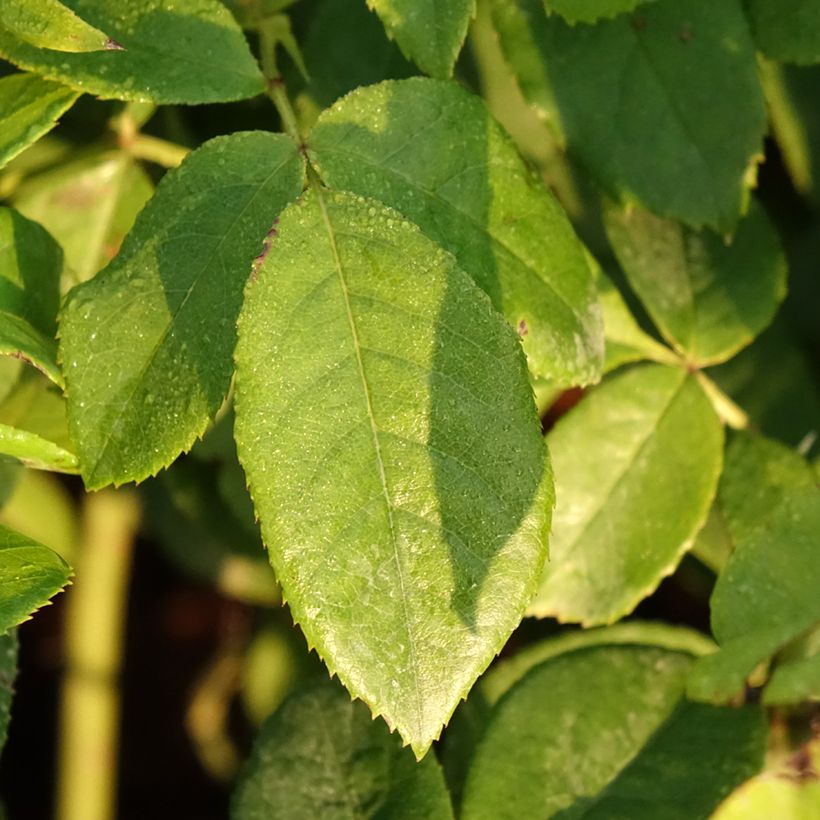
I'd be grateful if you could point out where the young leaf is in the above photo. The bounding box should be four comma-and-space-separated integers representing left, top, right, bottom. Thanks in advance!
0, 631, 16, 754
543, 0, 657, 24
0, 0, 265, 104
0, 0, 113, 53
604, 200, 787, 367
491, 0, 766, 232
688, 435, 820, 703
529, 363, 724, 625
746, 0, 820, 65
59, 132, 305, 489
231, 682, 454, 819
0, 73, 78, 170
712, 776, 820, 820
366, 0, 475, 79
0, 524, 71, 633
14, 150, 154, 284
234, 188, 552, 757
461, 644, 765, 819
310, 78, 604, 386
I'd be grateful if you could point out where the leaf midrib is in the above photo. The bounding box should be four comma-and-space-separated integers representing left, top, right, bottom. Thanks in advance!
312, 184, 425, 740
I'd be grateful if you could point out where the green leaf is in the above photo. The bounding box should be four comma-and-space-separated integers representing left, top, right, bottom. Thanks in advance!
0, 73, 78, 171
461, 644, 765, 819
366, 0, 475, 79
0, 0, 113, 52
529, 363, 724, 625
310, 78, 603, 386
0, 206, 63, 385
543, 0, 657, 24
0, 0, 265, 104
712, 776, 820, 820
0, 631, 16, 755
688, 435, 820, 703
746, 0, 820, 65
491, 0, 766, 232
604, 200, 787, 367
14, 150, 154, 284
234, 188, 552, 757
587, 254, 678, 374
59, 132, 305, 489
764, 652, 820, 705
0, 370, 77, 473
0, 523, 71, 632
231, 682, 454, 819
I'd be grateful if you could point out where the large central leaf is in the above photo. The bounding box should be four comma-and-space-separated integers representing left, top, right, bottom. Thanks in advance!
234, 188, 552, 757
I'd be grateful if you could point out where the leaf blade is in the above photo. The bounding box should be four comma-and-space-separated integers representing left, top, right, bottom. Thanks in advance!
0, 0, 113, 53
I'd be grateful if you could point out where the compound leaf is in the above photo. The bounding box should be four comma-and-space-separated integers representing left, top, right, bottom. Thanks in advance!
491, 0, 766, 232
234, 188, 552, 757
232, 682, 454, 819
0, 523, 71, 633
461, 644, 765, 819
688, 434, 820, 703
529, 363, 723, 625
604, 200, 787, 367
366, 0, 475, 79
310, 78, 603, 386
59, 132, 305, 489
746, 0, 820, 65
0, 0, 265, 104
0, 0, 113, 53
0, 73, 78, 170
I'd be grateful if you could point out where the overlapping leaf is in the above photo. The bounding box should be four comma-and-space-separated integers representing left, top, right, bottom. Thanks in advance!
234, 188, 552, 757
688, 434, 820, 703
461, 644, 765, 819
232, 682, 454, 819
604, 200, 787, 366
310, 78, 603, 385
491, 0, 766, 231
0, 0, 265, 104
59, 132, 305, 489
366, 0, 475, 79
713, 774, 820, 819
14, 150, 154, 284
529, 363, 723, 625
0, 0, 113, 52
746, 0, 820, 65
0, 524, 71, 632
543, 0, 657, 24
0, 73, 78, 170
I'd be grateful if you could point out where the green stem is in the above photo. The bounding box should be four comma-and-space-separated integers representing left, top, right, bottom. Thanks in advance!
259, 20, 304, 145
695, 371, 752, 431
125, 134, 190, 168
57, 491, 140, 820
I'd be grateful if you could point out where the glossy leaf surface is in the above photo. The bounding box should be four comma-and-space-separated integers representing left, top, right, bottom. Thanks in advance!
746, 0, 820, 65
0, 73, 78, 170
689, 435, 820, 703
366, 0, 475, 79
0, 0, 265, 104
0, 524, 71, 632
462, 644, 765, 819
232, 682, 454, 819
491, 0, 766, 231
530, 363, 723, 625
14, 150, 154, 284
0, 0, 112, 52
604, 201, 787, 366
60, 132, 305, 489
310, 78, 603, 385
235, 189, 552, 757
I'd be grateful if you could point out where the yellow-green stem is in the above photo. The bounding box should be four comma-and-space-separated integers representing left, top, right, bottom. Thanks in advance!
695, 371, 752, 431
57, 491, 139, 820
125, 134, 190, 168
259, 20, 304, 145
